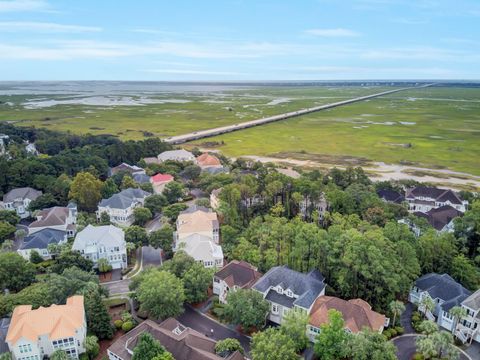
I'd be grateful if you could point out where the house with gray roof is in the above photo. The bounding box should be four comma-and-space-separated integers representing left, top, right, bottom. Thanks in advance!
109, 163, 145, 177
455, 289, 480, 345
28, 205, 77, 237
252, 265, 326, 325
409, 273, 471, 332
157, 149, 196, 163
17, 228, 67, 260
97, 188, 150, 226
406, 186, 467, 213
0, 187, 42, 219
73, 225, 127, 269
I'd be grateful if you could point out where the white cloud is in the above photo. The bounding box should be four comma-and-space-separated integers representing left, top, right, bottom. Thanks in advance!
0, 0, 49, 12
305, 28, 361, 37
0, 21, 102, 32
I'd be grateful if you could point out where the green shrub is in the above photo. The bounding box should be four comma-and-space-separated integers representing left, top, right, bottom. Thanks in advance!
395, 326, 404, 335
79, 354, 89, 360
121, 321, 134, 332
114, 320, 123, 329
412, 354, 425, 360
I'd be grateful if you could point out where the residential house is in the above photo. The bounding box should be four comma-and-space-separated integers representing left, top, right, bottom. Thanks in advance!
0, 134, 8, 155
25, 142, 39, 156
157, 149, 196, 163
213, 260, 262, 303
196, 153, 223, 172
414, 205, 463, 233
109, 163, 145, 176
307, 296, 388, 341
210, 188, 222, 210
97, 188, 150, 226
0, 187, 42, 219
406, 186, 467, 213
131, 173, 150, 184
455, 289, 480, 345
377, 189, 405, 204
18, 229, 67, 261
409, 273, 471, 332
150, 173, 174, 194
174, 206, 222, 268
6, 296, 86, 360
299, 194, 328, 221
28, 205, 77, 237
107, 319, 244, 360
72, 225, 127, 269
252, 266, 326, 325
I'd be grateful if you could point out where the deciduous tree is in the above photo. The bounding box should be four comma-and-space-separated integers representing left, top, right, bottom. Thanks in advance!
69, 172, 103, 212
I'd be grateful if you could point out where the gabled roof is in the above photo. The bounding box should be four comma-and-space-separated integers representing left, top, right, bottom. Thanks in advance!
197, 153, 221, 167
98, 188, 150, 209
406, 187, 462, 205
180, 234, 223, 262
416, 205, 463, 231
150, 173, 174, 183
108, 319, 244, 360
29, 206, 70, 229
177, 207, 219, 234
252, 266, 326, 309
214, 260, 262, 289
6, 296, 84, 346
20, 228, 66, 250
158, 149, 195, 162
72, 224, 125, 251
377, 189, 405, 204
110, 163, 145, 176
3, 187, 42, 203
462, 289, 480, 311
309, 296, 386, 333
415, 273, 471, 311
132, 173, 151, 184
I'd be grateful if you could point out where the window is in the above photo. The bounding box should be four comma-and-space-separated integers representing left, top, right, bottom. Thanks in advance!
286, 290, 293, 298
277, 287, 283, 294
310, 326, 320, 334
18, 344, 32, 353
272, 304, 279, 314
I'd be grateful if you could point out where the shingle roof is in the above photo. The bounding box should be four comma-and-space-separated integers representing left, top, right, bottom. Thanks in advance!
415, 273, 471, 311
197, 153, 221, 167
406, 187, 462, 205
177, 208, 218, 235
3, 187, 42, 203
462, 289, 480, 311
6, 296, 84, 346
132, 173, 151, 184
158, 149, 196, 162
72, 224, 125, 251
253, 266, 325, 309
180, 234, 223, 262
150, 173, 174, 183
29, 206, 70, 229
214, 260, 262, 289
98, 188, 150, 209
108, 319, 244, 360
20, 228, 66, 250
309, 296, 386, 333
417, 205, 463, 231
110, 163, 145, 176
377, 189, 405, 203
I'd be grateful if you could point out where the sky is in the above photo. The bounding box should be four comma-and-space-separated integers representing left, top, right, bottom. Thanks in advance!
0, 0, 479, 81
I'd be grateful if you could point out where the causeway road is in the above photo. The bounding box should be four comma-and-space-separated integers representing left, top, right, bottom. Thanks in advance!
164, 84, 433, 145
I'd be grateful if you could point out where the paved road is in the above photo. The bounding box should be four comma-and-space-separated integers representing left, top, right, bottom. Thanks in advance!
165, 84, 433, 144
177, 305, 251, 354
102, 246, 162, 295
392, 335, 471, 360
400, 303, 415, 334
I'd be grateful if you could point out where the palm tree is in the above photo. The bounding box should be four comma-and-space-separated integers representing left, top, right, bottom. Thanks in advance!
449, 306, 467, 336
419, 296, 435, 319
389, 300, 406, 327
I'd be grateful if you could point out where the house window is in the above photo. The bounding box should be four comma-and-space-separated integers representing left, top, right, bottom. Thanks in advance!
277, 287, 283, 294
214, 278, 220, 283
272, 304, 279, 314
286, 290, 293, 298
310, 326, 320, 334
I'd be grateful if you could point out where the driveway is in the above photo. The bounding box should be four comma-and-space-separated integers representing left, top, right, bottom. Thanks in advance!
145, 214, 163, 233
392, 335, 471, 360
401, 302, 415, 334
177, 304, 251, 354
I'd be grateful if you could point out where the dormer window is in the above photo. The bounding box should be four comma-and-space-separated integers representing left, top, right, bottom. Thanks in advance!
277, 287, 283, 295
286, 290, 293, 298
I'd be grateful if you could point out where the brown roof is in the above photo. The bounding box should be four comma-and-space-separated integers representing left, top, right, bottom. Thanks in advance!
6, 296, 85, 345
214, 260, 262, 289
177, 209, 218, 235
108, 319, 244, 360
421, 205, 463, 231
29, 206, 69, 229
197, 153, 221, 167
309, 296, 386, 333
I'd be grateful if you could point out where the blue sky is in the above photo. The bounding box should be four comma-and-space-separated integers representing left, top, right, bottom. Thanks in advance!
0, 0, 479, 80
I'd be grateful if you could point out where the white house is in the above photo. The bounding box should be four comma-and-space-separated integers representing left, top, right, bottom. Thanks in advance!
409, 273, 471, 332
455, 289, 480, 345
405, 186, 468, 213
176, 234, 224, 268
0, 134, 9, 155
97, 188, 150, 226
18, 228, 68, 261
0, 187, 42, 219
28, 205, 77, 237
213, 260, 262, 303
6, 296, 86, 360
157, 149, 196, 163
72, 225, 127, 269
252, 266, 326, 325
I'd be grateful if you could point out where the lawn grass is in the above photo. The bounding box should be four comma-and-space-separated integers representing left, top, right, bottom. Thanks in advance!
189, 87, 480, 175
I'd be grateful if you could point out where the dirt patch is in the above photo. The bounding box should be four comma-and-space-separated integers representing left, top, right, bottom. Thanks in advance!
108, 303, 127, 321
95, 330, 125, 360
99, 272, 112, 283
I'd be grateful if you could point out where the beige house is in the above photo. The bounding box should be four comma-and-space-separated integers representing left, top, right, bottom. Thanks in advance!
150, 173, 174, 194
6, 296, 86, 360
